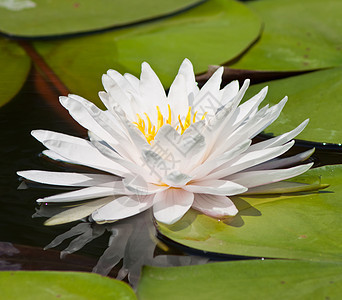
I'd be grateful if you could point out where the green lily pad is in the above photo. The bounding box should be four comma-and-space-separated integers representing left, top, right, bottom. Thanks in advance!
137, 260, 342, 300
0, 37, 30, 107
229, 0, 342, 71
33, 0, 261, 106
0, 271, 136, 300
158, 165, 342, 262
244, 68, 342, 144
0, 0, 204, 38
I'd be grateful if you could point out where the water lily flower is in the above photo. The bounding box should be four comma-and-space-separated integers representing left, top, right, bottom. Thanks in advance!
18, 59, 316, 226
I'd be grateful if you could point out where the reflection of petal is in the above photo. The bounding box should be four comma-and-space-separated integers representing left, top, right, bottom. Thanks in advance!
93, 223, 132, 276
42, 209, 208, 288
44, 197, 115, 226
44, 223, 92, 250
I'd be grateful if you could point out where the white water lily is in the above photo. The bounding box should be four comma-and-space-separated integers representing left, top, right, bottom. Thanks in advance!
18, 59, 316, 225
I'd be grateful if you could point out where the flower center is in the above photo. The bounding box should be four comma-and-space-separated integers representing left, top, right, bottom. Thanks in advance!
133, 104, 207, 144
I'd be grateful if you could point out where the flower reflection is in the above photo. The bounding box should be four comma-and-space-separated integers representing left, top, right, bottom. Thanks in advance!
34, 206, 207, 287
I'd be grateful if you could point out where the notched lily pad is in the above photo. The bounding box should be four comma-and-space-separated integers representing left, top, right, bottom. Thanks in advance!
33, 0, 262, 105
158, 165, 342, 262
137, 260, 342, 300
0, 0, 205, 38
0, 270, 137, 300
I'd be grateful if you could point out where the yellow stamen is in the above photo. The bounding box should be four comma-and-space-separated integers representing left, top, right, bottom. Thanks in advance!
193, 111, 198, 123
144, 113, 152, 134
184, 107, 192, 129
167, 104, 172, 125
201, 112, 208, 120
157, 106, 164, 129
133, 105, 208, 144
178, 115, 185, 134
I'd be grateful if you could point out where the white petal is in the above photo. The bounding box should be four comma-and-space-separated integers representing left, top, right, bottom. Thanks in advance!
201, 79, 250, 159
227, 163, 314, 188
248, 119, 309, 152
162, 170, 192, 187
192, 194, 238, 217
249, 97, 288, 139
37, 183, 129, 203
43, 139, 127, 176
42, 150, 66, 161
60, 95, 117, 143
61, 95, 138, 163
123, 174, 168, 195
232, 86, 268, 127
101, 72, 137, 119
190, 139, 251, 179
89, 132, 153, 181
113, 105, 150, 151
92, 195, 154, 222
153, 124, 206, 168
177, 58, 199, 96
32, 130, 128, 175
208, 88, 268, 156
140, 62, 167, 116
153, 188, 194, 224
140, 149, 177, 182
206, 141, 295, 180
124, 73, 140, 91
193, 67, 224, 118
17, 170, 118, 187
247, 148, 315, 171
183, 179, 247, 196
167, 73, 189, 120
220, 80, 239, 107
152, 125, 183, 161
44, 197, 114, 225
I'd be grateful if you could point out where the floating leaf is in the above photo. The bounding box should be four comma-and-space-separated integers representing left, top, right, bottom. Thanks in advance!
0, 37, 30, 107
158, 165, 342, 262
229, 0, 342, 71
33, 0, 261, 106
0, 0, 205, 38
244, 68, 342, 144
0, 271, 136, 300
137, 260, 342, 300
